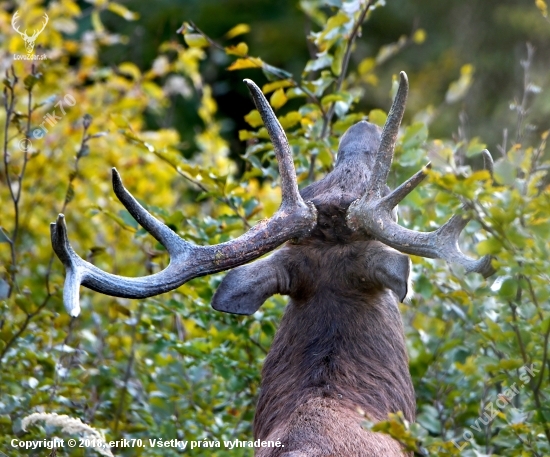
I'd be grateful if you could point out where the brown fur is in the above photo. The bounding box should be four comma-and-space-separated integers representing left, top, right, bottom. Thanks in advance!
253, 241, 415, 456
257, 398, 407, 457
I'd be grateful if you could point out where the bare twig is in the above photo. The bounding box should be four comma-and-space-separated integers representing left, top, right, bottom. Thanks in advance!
2, 66, 20, 297
48, 317, 78, 403
0, 115, 95, 366
113, 300, 145, 436
515, 43, 535, 144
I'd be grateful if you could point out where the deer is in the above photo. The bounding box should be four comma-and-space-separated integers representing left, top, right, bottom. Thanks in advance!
11, 11, 49, 55
51, 72, 494, 456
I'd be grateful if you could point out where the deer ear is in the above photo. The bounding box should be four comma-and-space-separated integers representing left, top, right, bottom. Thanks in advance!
212, 252, 290, 315
374, 249, 411, 302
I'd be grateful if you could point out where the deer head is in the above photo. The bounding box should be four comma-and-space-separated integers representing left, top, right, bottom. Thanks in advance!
12, 11, 49, 54
51, 73, 494, 456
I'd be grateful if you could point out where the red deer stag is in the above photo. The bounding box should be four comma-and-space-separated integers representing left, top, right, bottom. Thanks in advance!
51, 72, 494, 456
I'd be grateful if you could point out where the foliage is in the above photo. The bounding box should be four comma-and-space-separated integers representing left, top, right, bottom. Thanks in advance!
1, 0, 549, 456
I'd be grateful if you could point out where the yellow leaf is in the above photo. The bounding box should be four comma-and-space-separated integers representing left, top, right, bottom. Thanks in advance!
300, 117, 314, 128
363, 73, 379, 86
262, 80, 293, 94
225, 23, 251, 39
142, 81, 164, 101
107, 3, 139, 20
227, 57, 263, 71
225, 42, 248, 56
118, 62, 141, 81
461, 63, 475, 76
110, 302, 131, 317
184, 33, 209, 48
279, 111, 301, 129
536, 0, 548, 16
91, 10, 105, 33
239, 130, 255, 141
358, 58, 375, 76
61, 0, 82, 16
244, 110, 263, 128
413, 29, 426, 44
445, 64, 475, 104
110, 113, 131, 128
317, 12, 349, 44
456, 356, 477, 376
270, 88, 287, 110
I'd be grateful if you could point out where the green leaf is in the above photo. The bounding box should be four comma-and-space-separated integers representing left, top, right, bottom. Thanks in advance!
368, 109, 387, 127
262, 63, 293, 81
476, 238, 502, 255
466, 137, 487, 157
498, 277, 517, 299
417, 405, 441, 434
331, 41, 346, 76
493, 159, 516, 186
0, 229, 10, 243
305, 52, 333, 72
402, 123, 428, 150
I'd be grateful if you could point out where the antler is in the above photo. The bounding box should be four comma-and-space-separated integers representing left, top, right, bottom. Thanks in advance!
11, 11, 25, 37
347, 71, 495, 278
30, 13, 49, 39
51, 80, 317, 317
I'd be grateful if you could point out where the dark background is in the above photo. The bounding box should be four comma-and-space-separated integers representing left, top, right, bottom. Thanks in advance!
88, 0, 550, 157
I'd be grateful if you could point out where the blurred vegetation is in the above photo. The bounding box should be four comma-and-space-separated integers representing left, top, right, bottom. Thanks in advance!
0, 0, 549, 456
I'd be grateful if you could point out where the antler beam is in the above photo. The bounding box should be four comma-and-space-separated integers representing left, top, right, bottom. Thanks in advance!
347, 71, 495, 277
51, 80, 316, 317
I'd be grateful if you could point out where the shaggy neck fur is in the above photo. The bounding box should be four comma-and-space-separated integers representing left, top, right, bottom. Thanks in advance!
253, 241, 415, 442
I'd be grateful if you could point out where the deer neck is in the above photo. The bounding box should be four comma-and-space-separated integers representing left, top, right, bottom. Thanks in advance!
254, 287, 415, 440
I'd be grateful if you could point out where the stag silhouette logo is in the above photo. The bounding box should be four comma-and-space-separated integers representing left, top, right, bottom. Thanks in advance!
12, 11, 49, 55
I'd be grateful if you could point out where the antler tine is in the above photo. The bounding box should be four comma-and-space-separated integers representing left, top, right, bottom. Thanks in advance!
52, 81, 317, 317
369, 71, 409, 198
243, 79, 302, 210
381, 162, 432, 210
34, 13, 48, 36
111, 168, 191, 257
11, 11, 23, 35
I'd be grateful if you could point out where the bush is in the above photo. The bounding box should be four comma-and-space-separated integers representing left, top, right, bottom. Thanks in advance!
1, 1, 549, 456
